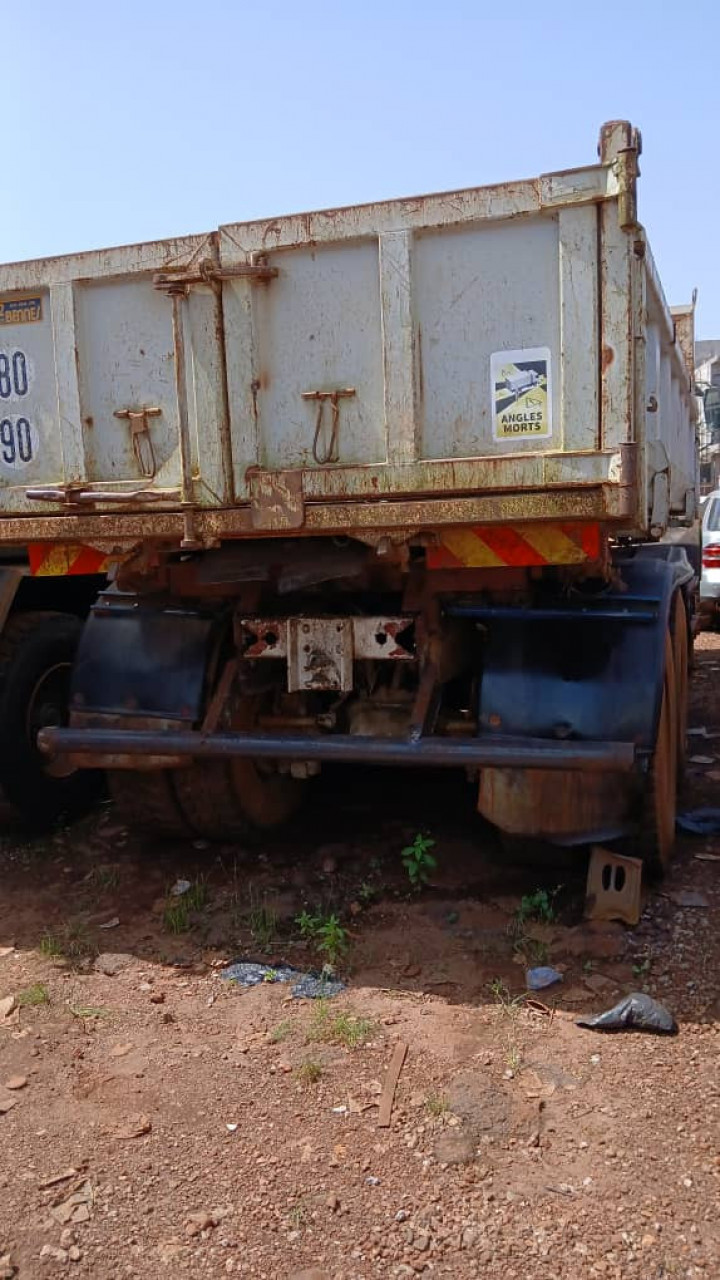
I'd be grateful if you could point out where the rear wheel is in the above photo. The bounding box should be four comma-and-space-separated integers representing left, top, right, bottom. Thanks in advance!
108, 770, 191, 838
109, 695, 305, 841
0, 612, 101, 828
639, 630, 677, 875
671, 592, 689, 784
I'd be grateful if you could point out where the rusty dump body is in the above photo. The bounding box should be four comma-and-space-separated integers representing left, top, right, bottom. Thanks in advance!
0, 119, 696, 551
0, 121, 699, 856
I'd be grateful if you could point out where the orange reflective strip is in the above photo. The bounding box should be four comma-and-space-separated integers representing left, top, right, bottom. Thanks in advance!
427, 523, 602, 569
28, 543, 110, 576
476, 525, 547, 567
519, 523, 590, 565
70, 546, 110, 575
565, 523, 601, 559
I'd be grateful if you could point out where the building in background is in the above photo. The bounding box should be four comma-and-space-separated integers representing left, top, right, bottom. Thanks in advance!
696, 339, 720, 493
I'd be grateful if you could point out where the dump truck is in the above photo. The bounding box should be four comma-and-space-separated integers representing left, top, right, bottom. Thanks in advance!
0, 120, 698, 868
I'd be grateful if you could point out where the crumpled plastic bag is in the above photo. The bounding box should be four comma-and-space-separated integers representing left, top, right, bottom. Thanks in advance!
220, 961, 345, 999
576, 992, 677, 1035
526, 966, 563, 991
676, 808, 720, 836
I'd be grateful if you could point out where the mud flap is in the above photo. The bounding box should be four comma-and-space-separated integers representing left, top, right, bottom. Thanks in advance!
474, 557, 678, 843
70, 592, 215, 724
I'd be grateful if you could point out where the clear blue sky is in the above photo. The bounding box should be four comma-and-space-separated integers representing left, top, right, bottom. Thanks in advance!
5, 0, 720, 335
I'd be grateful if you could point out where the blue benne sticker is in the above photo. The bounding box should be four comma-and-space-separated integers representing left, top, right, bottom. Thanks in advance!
0, 296, 42, 325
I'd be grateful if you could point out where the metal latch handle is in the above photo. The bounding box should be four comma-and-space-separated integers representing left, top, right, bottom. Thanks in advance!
25, 487, 181, 505
154, 258, 278, 292
114, 407, 161, 478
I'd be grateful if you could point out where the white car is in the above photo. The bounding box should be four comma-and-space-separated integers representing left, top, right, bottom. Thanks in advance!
700, 489, 720, 626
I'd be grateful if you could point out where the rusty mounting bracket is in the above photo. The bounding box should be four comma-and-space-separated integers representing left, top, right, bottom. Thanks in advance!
302, 388, 357, 464
114, 406, 161, 479
598, 120, 642, 231
154, 256, 278, 294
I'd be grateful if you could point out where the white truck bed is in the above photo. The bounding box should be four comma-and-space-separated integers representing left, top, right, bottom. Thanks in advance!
0, 120, 696, 549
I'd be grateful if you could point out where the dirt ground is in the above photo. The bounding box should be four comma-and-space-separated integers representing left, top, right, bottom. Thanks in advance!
1, 640, 720, 1280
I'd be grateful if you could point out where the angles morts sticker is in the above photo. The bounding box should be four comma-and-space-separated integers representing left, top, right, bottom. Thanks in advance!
491, 347, 552, 443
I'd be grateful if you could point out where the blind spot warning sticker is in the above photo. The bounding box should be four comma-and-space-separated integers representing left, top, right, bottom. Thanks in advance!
491, 347, 552, 443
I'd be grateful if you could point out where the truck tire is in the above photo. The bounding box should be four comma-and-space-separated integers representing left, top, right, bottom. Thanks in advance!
109, 760, 303, 842
108, 697, 304, 841
172, 759, 302, 841
108, 771, 192, 839
0, 611, 101, 828
671, 592, 689, 783
639, 631, 677, 874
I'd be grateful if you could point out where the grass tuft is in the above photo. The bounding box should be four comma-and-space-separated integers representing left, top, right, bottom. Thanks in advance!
307, 1001, 375, 1049
296, 1059, 323, 1085
17, 982, 50, 1007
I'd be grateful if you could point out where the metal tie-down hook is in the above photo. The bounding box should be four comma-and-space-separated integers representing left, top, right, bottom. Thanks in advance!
302, 388, 356, 464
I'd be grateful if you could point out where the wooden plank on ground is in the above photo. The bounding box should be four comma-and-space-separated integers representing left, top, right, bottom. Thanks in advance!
377, 1040, 408, 1128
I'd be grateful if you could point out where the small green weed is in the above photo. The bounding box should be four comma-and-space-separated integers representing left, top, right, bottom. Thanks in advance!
163, 878, 208, 934
488, 978, 526, 1018
269, 1019, 293, 1044
296, 910, 316, 939
87, 864, 120, 892
63, 920, 95, 959
163, 897, 190, 934
401, 833, 437, 890
16, 983, 49, 1007
308, 1001, 374, 1049
506, 1043, 523, 1073
296, 911, 348, 967
288, 1201, 308, 1229
296, 1059, 323, 1085
425, 1092, 449, 1117
69, 1004, 110, 1020
513, 886, 562, 931
358, 880, 376, 904
185, 879, 208, 912
632, 956, 651, 979
248, 895, 278, 950
39, 921, 95, 962
488, 980, 526, 1075
514, 935, 549, 967
39, 933, 63, 959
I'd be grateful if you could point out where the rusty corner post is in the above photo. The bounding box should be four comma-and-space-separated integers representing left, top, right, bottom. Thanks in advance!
598, 120, 642, 231
167, 284, 200, 549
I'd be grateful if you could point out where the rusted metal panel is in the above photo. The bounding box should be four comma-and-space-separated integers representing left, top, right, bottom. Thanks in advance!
0, 121, 695, 543
477, 767, 632, 842
558, 207, 599, 450
599, 198, 635, 454
0, 481, 632, 547
670, 304, 696, 384
239, 616, 415, 675
287, 618, 354, 692
249, 470, 304, 530
412, 215, 561, 460
217, 165, 615, 258
379, 231, 418, 467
